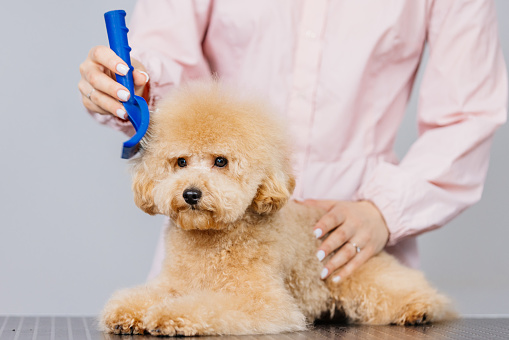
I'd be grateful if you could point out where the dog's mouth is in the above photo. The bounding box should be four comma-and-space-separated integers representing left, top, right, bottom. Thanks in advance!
166, 190, 244, 230
170, 199, 215, 219
176, 203, 207, 213
172, 206, 222, 230
169, 198, 238, 230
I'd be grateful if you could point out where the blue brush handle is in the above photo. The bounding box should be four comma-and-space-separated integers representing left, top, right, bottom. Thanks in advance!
104, 10, 150, 159
104, 10, 135, 104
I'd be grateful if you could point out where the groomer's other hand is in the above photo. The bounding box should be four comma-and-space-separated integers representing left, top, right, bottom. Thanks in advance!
303, 200, 389, 282
78, 45, 149, 119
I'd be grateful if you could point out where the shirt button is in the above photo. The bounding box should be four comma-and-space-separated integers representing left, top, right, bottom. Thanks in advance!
305, 29, 317, 39
294, 91, 306, 99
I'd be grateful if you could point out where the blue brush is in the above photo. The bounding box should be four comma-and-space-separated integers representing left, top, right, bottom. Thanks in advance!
104, 10, 150, 159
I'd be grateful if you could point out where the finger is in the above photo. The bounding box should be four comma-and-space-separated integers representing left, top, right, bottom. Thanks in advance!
302, 199, 337, 211
91, 90, 128, 119
82, 94, 109, 116
313, 204, 346, 238
82, 92, 127, 120
85, 68, 131, 103
133, 69, 150, 87
321, 240, 362, 279
329, 245, 373, 282
88, 45, 130, 76
79, 80, 127, 119
316, 221, 354, 261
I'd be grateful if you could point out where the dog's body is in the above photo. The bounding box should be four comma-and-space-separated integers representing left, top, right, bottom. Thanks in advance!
101, 82, 455, 336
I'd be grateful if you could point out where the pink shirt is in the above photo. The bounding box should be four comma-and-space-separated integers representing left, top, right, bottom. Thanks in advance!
94, 0, 507, 272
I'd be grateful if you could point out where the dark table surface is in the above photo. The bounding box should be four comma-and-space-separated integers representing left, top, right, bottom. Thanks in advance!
1, 316, 509, 340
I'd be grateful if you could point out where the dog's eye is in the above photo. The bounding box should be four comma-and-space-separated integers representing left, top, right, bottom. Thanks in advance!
177, 158, 187, 167
214, 157, 228, 168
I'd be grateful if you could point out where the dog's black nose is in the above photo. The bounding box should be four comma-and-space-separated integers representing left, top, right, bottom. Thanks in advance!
183, 188, 202, 205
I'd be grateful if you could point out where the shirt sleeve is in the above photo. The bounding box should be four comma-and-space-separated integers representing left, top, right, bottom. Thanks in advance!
355, 0, 508, 246
88, 0, 213, 134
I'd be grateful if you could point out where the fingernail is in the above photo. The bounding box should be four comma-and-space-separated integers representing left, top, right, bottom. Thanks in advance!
138, 70, 150, 83
313, 229, 322, 238
117, 89, 130, 101
316, 250, 325, 262
332, 275, 341, 283
116, 108, 127, 120
320, 268, 329, 279
116, 63, 129, 76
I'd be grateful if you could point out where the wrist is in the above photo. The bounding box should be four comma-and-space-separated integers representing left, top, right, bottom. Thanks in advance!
360, 200, 390, 246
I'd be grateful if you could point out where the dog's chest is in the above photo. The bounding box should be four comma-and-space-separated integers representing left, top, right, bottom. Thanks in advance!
166, 226, 278, 290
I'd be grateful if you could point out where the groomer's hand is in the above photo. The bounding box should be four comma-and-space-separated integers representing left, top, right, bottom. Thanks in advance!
303, 200, 389, 282
78, 45, 149, 120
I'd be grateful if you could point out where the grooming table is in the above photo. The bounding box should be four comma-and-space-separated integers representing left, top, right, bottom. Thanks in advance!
1, 316, 508, 339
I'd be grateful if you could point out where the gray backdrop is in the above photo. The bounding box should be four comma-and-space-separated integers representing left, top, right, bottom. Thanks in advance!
1, 0, 508, 316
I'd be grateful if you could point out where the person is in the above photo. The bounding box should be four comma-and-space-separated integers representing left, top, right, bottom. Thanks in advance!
79, 1, 507, 283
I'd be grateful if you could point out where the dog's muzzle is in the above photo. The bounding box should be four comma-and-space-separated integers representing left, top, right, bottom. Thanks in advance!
183, 188, 202, 205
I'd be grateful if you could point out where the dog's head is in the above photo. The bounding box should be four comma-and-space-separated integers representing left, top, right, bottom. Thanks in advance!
132, 82, 295, 230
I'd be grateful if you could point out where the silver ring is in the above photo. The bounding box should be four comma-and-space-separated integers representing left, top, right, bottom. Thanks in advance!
86, 88, 95, 100
350, 242, 361, 253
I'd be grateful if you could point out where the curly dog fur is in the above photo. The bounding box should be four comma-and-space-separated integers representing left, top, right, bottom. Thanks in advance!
100, 81, 456, 336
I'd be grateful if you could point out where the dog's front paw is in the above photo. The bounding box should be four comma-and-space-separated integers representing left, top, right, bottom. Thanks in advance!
143, 304, 206, 336
100, 286, 166, 335
101, 299, 146, 335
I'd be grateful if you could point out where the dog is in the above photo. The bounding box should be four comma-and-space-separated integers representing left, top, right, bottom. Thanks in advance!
100, 81, 456, 336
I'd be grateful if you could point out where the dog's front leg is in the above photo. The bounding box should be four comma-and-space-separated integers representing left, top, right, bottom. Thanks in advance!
100, 284, 178, 334
141, 287, 307, 336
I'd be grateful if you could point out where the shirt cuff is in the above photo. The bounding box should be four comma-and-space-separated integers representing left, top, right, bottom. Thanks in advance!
354, 162, 412, 247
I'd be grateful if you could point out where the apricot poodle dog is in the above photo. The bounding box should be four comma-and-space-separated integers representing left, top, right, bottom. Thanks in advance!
100, 82, 455, 336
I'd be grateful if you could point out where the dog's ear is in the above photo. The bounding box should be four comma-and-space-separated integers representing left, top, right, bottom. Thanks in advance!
251, 170, 296, 214
132, 161, 159, 215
